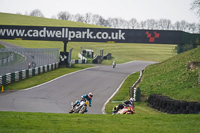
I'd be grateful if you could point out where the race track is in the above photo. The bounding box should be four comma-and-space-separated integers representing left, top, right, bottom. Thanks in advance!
0, 60, 156, 114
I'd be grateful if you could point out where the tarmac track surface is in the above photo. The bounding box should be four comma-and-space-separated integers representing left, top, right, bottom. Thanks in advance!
0, 60, 156, 114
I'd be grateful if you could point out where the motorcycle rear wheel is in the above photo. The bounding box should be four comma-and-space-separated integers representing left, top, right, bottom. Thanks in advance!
69, 108, 74, 113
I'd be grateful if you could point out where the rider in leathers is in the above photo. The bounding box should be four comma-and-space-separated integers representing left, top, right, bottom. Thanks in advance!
73, 92, 93, 112
113, 98, 134, 113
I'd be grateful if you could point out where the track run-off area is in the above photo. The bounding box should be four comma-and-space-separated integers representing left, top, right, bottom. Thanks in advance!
0, 60, 156, 114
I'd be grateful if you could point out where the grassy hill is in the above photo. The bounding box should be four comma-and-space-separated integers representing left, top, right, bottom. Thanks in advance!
0, 12, 103, 28
139, 46, 200, 102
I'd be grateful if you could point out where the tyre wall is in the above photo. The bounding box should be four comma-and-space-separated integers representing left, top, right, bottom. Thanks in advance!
148, 94, 200, 114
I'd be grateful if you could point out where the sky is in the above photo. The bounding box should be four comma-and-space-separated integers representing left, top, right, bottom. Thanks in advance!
0, 0, 199, 23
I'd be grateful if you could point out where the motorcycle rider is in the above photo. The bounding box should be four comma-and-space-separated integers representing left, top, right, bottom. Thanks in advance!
73, 92, 93, 112
113, 97, 135, 113
81, 92, 93, 107
112, 61, 116, 68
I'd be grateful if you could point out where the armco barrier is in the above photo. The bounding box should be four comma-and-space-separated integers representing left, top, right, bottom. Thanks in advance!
0, 62, 59, 87
148, 94, 200, 114
129, 71, 143, 101
71, 59, 87, 64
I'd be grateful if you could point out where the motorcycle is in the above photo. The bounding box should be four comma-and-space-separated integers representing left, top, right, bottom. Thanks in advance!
112, 104, 135, 114
69, 100, 90, 114
112, 62, 116, 68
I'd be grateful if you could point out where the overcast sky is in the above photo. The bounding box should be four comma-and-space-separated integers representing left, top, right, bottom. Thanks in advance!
0, 0, 199, 23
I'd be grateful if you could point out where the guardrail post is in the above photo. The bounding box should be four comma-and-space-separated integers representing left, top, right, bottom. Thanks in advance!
198, 71, 200, 85
136, 87, 141, 102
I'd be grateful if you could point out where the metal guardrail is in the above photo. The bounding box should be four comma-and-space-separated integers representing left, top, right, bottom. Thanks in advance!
0, 48, 59, 76
0, 62, 59, 86
129, 71, 143, 101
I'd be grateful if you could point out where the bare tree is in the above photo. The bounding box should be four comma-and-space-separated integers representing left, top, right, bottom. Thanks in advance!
57, 11, 71, 20
146, 19, 157, 29
180, 20, 189, 31
84, 13, 92, 24
191, 0, 200, 17
74, 14, 84, 23
158, 19, 171, 30
90, 14, 101, 25
121, 19, 129, 29
107, 18, 119, 28
188, 23, 197, 33
174, 21, 181, 30
29, 9, 44, 17
140, 21, 147, 29
129, 18, 137, 29
98, 17, 110, 27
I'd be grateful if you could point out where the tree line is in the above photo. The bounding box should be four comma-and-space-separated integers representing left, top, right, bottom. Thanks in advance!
18, 8, 200, 33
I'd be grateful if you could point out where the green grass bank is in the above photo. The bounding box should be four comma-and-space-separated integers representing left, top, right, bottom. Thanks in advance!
0, 110, 200, 133
139, 46, 200, 102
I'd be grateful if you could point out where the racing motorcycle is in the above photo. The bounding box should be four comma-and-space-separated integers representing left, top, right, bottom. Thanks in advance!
112, 104, 135, 114
112, 62, 116, 68
69, 100, 90, 114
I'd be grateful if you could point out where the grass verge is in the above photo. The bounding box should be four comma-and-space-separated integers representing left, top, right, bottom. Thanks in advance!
0, 111, 200, 133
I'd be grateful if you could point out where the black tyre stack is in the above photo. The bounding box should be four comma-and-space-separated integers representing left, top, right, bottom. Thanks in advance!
147, 94, 200, 114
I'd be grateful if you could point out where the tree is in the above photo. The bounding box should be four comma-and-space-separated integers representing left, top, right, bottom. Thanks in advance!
158, 19, 171, 30
129, 18, 137, 29
174, 21, 181, 30
84, 13, 92, 24
98, 17, 109, 27
188, 23, 197, 33
107, 18, 119, 28
191, 0, 200, 17
90, 14, 101, 25
140, 21, 147, 29
146, 19, 157, 29
57, 11, 71, 20
180, 20, 188, 31
74, 14, 84, 23
29, 9, 44, 17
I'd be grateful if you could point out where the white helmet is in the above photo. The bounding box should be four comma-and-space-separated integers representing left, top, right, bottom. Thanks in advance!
129, 97, 135, 102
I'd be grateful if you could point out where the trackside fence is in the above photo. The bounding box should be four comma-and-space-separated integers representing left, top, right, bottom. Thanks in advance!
0, 48, 59, 76
0, 48, 59, 86
0, 62, 59, 86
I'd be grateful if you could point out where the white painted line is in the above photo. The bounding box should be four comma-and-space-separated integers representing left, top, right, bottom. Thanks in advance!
20, 66, 99, 91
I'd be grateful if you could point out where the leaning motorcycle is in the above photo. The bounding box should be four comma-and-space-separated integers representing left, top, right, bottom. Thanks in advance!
112, 104, 135, 114
69, 100, 90, 114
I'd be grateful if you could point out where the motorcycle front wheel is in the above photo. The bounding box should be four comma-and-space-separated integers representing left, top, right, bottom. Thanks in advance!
79, 106, 86, 114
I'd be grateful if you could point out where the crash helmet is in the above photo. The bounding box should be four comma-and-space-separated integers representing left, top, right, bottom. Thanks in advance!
113, 106, 118, 111
88, 92, 93, 99
129, 97, 135, 103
